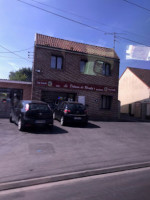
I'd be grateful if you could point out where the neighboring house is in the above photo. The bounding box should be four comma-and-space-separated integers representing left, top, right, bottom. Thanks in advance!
119, 67, 150, 119
0, 80, 32, 118
32, 33, 120, 120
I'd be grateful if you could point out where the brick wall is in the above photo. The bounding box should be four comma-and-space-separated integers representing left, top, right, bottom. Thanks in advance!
0, 81, 32, 100
32, 46, 120, 120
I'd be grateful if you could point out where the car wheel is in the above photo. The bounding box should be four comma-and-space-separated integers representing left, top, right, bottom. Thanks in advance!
18, 118, 24, 131
53, 112, 56, 120
60, 116, 65, 126
83, 121, 88, 127
49, 124, 53, 130
9, 115, 13, 123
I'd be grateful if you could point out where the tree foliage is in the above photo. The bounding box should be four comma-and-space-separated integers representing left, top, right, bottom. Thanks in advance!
9, 67, 32, 82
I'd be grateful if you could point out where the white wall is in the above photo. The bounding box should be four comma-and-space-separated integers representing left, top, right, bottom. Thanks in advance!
119, 68, 149, 113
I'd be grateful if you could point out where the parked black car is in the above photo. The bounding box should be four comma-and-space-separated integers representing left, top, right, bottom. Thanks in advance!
10, 100, 53, 131
53, 101, 88, 126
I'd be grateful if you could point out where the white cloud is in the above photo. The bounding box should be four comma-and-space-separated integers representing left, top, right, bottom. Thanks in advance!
126, 45, 150, 61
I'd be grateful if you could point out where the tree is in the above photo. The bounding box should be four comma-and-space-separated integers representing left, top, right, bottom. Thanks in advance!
9, 67, 32, 82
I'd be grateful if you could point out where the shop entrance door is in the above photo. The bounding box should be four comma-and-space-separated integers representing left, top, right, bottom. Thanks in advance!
41, 91, 76, 110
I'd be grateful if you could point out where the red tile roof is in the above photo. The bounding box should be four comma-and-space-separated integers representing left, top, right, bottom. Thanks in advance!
128, 67, 150, 87
35, 33, 119, 59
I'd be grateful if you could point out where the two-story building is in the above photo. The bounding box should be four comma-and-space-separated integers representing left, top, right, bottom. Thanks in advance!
32, 33, 120, 120
119, 67, 150, 119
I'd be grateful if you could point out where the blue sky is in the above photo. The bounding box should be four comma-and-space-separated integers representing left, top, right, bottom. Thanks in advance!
0, 0, 150, 79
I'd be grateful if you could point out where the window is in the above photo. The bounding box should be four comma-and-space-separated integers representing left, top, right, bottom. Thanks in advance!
51, 56, 63, 69
80, 60, 87, 73
29, 103, 49, 111
80, 59, 111, 76
102, 63, 111, 76
101, 95, 112, 109
93, 61, 104, 75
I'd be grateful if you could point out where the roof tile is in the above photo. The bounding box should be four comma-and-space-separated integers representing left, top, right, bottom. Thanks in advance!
35, 33, 119, 59
129, 67, 150, 87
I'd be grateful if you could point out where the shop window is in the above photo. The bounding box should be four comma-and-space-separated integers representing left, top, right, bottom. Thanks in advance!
101, 95, 112, 109
51, 56, 63, 69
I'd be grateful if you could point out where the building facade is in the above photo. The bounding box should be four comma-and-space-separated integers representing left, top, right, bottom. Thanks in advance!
119, 67, 150, 119
32, 34, 120, 120
0, 80, 31, 117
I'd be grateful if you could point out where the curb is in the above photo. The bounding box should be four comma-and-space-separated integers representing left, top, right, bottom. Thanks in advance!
0, 161, 150, 191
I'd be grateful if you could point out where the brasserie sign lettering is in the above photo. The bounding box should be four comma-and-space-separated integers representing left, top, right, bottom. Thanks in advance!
36, 80, 116, 93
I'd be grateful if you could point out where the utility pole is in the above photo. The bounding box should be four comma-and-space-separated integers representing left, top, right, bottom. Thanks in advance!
105, 32, 125, 50
113, 32, 116, 50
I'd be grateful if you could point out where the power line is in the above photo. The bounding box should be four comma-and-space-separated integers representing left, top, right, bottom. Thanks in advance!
0, 56, 29, 59
0, 44, 32, 62
17, 0, 106, 34
117, 35, 150, 47
105, 32, 127, 49
0, 46, 33, 53
17, 0, 150, 48
122, 0, 150, 13
30, 0, 107, 26
30, 0, 150, 43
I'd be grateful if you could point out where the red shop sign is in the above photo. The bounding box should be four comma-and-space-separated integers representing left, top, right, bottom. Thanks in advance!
36, 80, 116, 93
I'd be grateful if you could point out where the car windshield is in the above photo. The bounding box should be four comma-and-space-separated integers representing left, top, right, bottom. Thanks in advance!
67, 103, 85, 111
29, 103, 50, 111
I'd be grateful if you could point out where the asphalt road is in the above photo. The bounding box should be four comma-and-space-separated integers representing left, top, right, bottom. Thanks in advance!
0, 119, 150, 184
0, 167, 150, 200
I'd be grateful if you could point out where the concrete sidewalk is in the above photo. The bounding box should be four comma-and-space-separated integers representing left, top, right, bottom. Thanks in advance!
0, 119, 150, 185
